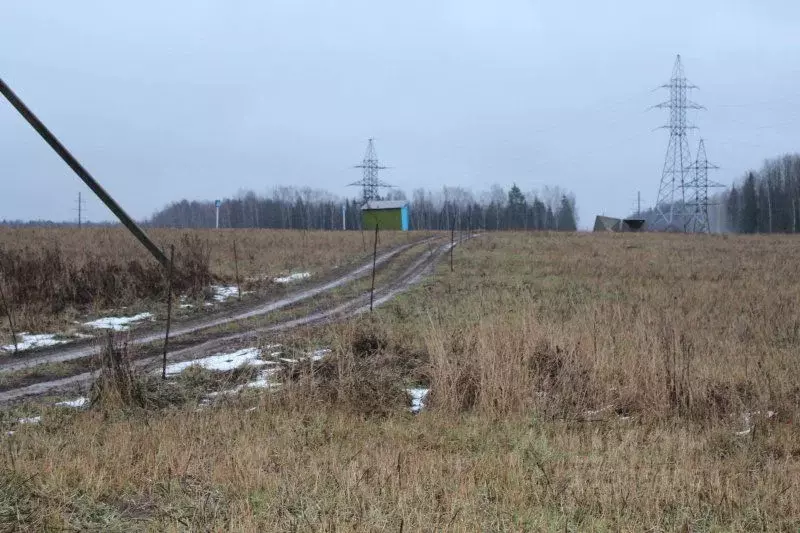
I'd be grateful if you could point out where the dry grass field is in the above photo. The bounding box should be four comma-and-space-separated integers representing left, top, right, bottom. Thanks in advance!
2, 232, 799, 531
0, 227, 427, 334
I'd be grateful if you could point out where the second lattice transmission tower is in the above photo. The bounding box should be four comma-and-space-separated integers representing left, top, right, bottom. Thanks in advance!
653, 55, 704, 230
349, 138, 393, 204
685, 138, 723, 233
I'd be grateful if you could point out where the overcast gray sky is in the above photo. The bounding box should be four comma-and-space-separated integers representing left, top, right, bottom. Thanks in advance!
3, 1, 800, 227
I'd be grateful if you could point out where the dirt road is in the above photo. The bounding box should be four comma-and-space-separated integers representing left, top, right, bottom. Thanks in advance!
0, 238, 431, 375
0, 237, 459, 403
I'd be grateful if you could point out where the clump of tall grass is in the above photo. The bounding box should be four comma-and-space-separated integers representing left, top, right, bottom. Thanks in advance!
277, 321, 412, 416
0, 235, 211, 330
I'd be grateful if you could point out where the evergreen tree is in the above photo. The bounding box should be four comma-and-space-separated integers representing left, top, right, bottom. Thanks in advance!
741, 172, 759, 234
726, 185, 740, 232
556, 195, 577, 231
507, 184, 526, 229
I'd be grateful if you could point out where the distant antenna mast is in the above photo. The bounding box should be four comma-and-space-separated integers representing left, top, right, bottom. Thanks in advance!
75, 191, 86, 228
685, 139, 723, 233
652, 55, 704, 230
348, 138, 393, 204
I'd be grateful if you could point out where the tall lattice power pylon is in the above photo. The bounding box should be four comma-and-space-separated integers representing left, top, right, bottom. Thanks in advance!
684, 138, 723, 233
653, 55, 704, 230
348, 138, 393, 204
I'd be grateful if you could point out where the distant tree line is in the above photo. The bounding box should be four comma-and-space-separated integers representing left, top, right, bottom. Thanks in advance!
629, 153, 800, 234
722, 154, 800, 233
149, 184, 579, 231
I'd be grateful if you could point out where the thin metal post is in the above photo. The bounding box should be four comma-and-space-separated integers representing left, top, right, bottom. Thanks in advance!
162, 245, 175, 380
233, 240, 242, 302
0, 277, 18, 355
450, 220, 455, 273
370, 224, 379, 313
0, 78, 169, 269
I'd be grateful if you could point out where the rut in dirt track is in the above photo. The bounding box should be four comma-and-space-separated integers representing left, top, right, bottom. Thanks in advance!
0, 237, 461, 403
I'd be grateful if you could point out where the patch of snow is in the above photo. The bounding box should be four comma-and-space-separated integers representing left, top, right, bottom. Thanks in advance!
212, 285, 240, 302
206, 369, 281, 397
407, 388, 429, 414
84, 312, 153, 332
164, 348, 266, 376
18, 416, 41, 425
1, 332, 70, 352
279, 357, 299, 364
180, 304, 194, 309
273, 272, 311, 284
55, 397, 88, 409
310, 349, 331, 362
261, 344, 282, 350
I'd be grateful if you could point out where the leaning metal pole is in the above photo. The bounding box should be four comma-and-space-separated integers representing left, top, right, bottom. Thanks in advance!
0, 77, 169, 268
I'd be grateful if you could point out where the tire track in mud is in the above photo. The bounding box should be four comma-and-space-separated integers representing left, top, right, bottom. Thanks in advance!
0, 238, 462, 403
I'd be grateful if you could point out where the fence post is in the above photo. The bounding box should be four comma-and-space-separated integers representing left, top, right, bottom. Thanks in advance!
370, 224, 379, 313
233, 240, 242, 302
361, 227, 366, 253
162, 244, 175, 380
450, 220, 455, 273
0, 276, 18, 354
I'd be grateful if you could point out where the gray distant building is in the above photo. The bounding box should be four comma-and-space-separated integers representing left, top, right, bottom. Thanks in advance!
593, 216, 646, 233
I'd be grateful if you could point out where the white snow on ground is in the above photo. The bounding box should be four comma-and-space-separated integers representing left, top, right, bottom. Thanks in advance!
310, 349, 331, 362
18, 416, 41, 424
164, 348, 267, 376
206, 368, 282, 397
273, 272, 311, 284
180, 304, 194, 309
212, 285, 240, 302
407, 388, 429, 413
84, 312, 153, 332
55, 397, 88, 408
734, 410, 777, 437
1, 333, 69, 352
